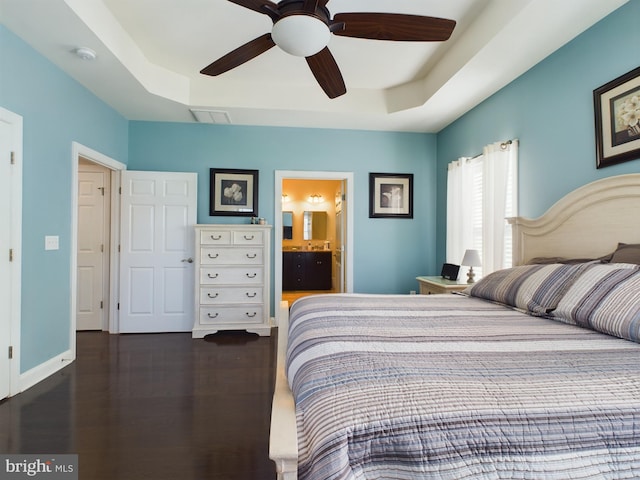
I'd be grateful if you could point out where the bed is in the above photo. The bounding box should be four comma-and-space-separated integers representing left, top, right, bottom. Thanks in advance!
269, 173, 640, 480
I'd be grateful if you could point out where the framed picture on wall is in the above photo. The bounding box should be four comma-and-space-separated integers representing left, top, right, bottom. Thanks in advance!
369, 172, 413, 219
209, 168, 259, 216
594, 65, 640, 168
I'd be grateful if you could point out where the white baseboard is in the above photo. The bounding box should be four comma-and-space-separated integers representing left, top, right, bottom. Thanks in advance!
19, 349, 75, 394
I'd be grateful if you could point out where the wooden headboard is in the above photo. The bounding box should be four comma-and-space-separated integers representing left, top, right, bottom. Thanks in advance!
510, 174, 640, 265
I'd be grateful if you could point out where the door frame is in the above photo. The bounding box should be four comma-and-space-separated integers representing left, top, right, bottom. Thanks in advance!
70, 142, 126, 352
274, 170, 354, 323
1, 107, 22, 398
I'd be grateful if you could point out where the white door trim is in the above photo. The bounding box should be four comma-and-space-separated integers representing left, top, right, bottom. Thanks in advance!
1, 107, 22, 397
274, 170, 354, 323
71, 142, 126, 349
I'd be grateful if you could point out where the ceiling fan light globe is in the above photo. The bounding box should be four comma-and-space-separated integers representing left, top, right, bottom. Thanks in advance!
272, 14, 330, 57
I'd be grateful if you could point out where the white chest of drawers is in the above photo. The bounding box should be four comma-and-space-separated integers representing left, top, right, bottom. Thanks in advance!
193, 224, 272, 338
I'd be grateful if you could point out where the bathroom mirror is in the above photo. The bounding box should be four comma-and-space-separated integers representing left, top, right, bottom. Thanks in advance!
283, 211, 293, 239
303, 211, 327, 240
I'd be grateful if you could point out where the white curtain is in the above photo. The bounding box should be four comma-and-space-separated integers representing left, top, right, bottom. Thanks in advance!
446, 157, 475, 266
481, 140, 518, 274
446, 140, 518, 278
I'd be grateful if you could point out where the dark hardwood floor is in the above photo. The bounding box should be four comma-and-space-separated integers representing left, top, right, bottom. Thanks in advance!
0, 330, 278, 479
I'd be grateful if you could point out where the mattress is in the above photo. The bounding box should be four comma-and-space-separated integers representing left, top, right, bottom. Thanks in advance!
286, 293, 640, 479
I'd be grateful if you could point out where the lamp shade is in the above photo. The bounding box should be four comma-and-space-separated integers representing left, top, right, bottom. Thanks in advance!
272, 15, 330, 57
461, 249, 481, 267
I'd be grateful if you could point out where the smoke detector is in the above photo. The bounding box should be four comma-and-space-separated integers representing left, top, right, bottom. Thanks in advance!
74, 47, 97, 61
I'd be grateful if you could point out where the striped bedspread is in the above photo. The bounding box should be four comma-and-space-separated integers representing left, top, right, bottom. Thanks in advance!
286, 293, 640, 479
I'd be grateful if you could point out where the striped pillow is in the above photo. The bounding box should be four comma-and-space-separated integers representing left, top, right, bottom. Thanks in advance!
552, 263, 640, 343
466, 262, 596, 315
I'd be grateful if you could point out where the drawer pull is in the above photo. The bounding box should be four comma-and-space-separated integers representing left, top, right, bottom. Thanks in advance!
207, 293, 219, 299
246, 292, 257, 298
207, 273, 219, 279
210, 234, 222, 240
207, 313, 219, 319
246, 312, 257, 318
246, 253, 257, 259
208, 253, 219, 259
246, 273, 257, 278
243, 235, 255, 240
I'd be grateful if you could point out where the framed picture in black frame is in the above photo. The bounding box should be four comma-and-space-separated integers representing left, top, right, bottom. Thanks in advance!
369, 172, 413, 219
594, 65, 640, 168
209, 168, 258, 216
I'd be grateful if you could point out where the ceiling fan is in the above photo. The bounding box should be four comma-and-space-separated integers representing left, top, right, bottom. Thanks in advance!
200, 0, 456, 99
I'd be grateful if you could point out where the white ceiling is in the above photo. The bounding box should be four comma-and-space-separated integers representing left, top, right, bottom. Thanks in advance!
0, 0, 628, 132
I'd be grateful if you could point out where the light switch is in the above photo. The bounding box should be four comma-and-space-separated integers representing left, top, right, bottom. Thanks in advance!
45, 235, 59, 251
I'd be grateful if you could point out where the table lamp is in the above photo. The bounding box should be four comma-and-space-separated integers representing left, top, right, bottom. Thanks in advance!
461, 249, 481, 283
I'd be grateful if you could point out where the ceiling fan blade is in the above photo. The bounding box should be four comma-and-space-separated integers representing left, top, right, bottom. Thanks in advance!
228, 0, 278, 15
200, 34, 276, 76
306, 47, 346, 99
332, 13, 455, 41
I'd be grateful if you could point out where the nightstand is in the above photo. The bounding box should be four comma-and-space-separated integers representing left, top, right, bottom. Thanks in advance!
416, 276, 469, 295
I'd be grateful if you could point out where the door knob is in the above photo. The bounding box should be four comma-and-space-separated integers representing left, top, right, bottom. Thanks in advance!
182, 258, 194, 263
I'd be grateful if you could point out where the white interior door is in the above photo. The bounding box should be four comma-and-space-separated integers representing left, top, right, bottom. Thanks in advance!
0, 107, 21, 400
77, 169, 109, 330
119, 171, 197, 333
335, 182, 346, 292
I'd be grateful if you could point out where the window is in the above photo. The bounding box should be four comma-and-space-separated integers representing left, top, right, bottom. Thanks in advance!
446, 140, 518, 279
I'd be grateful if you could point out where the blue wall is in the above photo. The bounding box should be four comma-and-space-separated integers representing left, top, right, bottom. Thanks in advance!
0, 26, 129, 372
128, 122, 438, 294
2, 0, 638, 378
435, 0, 640, 267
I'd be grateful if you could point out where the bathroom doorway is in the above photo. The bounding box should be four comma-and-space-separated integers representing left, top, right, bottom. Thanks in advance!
274, 171, 354, 317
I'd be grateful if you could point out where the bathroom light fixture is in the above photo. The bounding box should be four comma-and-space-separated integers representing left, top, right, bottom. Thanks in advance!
271, 14, 330, 57
282, 193, 289, 203
74, 47, 97, 61
308, 194, 323, 203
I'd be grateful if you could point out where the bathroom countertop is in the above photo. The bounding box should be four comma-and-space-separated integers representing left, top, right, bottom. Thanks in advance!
282, 247, 332, 252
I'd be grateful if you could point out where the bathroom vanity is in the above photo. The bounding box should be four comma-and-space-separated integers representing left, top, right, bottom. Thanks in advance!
282, 250, 332, 291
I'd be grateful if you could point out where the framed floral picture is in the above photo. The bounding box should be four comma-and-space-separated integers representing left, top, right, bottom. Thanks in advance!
369, 172, 413, 219
594, 66, 640, 168
209, 168, 259, 216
